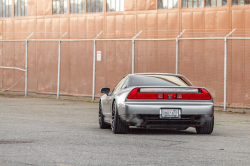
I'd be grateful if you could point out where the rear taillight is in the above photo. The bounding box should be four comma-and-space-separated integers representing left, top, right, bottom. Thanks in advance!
127, 88, 211, 100
128, 88, 164, 99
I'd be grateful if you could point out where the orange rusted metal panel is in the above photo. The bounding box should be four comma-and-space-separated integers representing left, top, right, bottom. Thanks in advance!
43, 0, 52, 15
60, 17, 68, 37
0, 21, 2, 89
36, 39, 46, 93
158, 13, 168, 31
52, 18, 60, 39
87, 16, 95, 38
14, 20, 21, 91
37, 19, 45, 39
95, 16, 103, 32
217, 11, 228, 29
193, 12, 204, 30
105, 40, 117, 91
69, 41, 79, 96
21, 20, 28, 39
124, 0, 134, 11
147, 13, 157, 35
232, 10, 244, 29
147, 14, 158, 71
205, 11, 216, 29
60, 40, 70, 95
137, 14, 147, 31
125, 15, 134, 38
106, 15, 115, 38
28, 19, 36, 36
68, 17, 79, 96
83, 40, 93, 96
245, 10, 250, 29
157, 40, 176, 73
168, 12, 178, 30
14, 20, 21, 39
27, 0, 37, 16
27, 41, 37, 92
4, 20, 14, 89
70, 17, 78, 38
146, 0, 156, 10
116, 15, 125, 38
244, 39, 250, 106
182, 12, 193, 29
45, 18, 52, 39
94, 40, 105, 97
137, 0, 147, 11
136, 14, 147, 73
78, 17, 87, 39
37, 0, 43, 16
231, 39, 244, 107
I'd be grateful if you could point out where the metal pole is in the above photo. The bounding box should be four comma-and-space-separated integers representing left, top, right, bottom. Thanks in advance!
92, 31, 103, 101
25, 32, 34, 96
132, 39, 135, 74
25, 39, 28, 96
57, 40, 61, 99
176, 39, 179, 74
175, 29, 186, 75
224, 38, 227, 111
92, 39, 96, 101
132, 31, 142, 74
223, 28, 236, 111
57, 32, 67, 99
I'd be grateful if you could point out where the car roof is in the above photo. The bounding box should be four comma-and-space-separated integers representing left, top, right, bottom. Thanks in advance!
129, 73, 184, 77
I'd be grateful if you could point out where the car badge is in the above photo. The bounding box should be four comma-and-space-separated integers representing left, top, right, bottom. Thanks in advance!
168, 95, 172, 99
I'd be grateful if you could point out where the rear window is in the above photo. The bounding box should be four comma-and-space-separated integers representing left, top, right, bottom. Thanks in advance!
127, 75, 191, 87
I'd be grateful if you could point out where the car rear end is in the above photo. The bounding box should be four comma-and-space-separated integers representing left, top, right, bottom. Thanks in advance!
120, 86, 214, 131
119, 74, 213, 133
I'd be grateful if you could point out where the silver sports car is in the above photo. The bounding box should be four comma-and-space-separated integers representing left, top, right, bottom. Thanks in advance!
99, 73, 214, 134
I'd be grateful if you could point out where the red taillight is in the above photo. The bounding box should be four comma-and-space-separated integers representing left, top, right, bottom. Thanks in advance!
128, 88, 164, 99
201, 88, 212, 100
127, 88, 212, 100
127, 88, 139, 99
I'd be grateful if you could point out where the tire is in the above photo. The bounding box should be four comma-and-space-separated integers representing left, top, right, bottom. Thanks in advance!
196, 117, 214, 134
99, 101, 110, 129
111, 101, 128, 134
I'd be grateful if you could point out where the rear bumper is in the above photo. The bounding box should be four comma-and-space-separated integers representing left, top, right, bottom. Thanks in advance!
119, 100, 214, 127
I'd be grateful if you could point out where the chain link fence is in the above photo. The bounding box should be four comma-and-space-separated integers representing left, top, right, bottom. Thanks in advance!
0, 30, 250, 110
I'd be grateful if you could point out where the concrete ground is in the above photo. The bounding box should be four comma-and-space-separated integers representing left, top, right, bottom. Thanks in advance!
0, 96, 250, 166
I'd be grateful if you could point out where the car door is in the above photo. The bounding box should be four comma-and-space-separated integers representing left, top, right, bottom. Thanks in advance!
102, 76, 128, 121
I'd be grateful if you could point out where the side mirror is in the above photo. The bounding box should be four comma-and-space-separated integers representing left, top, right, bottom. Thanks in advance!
100, 88, 110, 94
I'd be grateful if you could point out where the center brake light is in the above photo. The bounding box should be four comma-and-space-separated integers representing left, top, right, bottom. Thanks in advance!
127, 88, 211, 100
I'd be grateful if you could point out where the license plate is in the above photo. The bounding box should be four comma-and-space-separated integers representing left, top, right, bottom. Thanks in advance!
160, 109, 181, 119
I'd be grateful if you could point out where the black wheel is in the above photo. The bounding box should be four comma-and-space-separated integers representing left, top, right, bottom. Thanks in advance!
99, 101, 110, 129
111, 101, 128, 134
196, 117, 214, 134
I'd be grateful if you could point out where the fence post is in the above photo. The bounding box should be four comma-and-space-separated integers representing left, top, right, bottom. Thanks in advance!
132, 31, 142, 74
57, 32, 68, 99
92, 31, 103, 101
57, 40, 61, 99
224, 29, 236, 111
132, 39, 135, 74
25, 32, 34, 96
176, 29, 186, 74
176, 39, 179, 74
